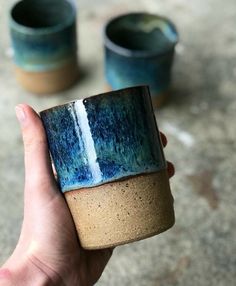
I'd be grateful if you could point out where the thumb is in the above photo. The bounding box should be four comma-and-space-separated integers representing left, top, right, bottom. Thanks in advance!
15, 104, 58, 202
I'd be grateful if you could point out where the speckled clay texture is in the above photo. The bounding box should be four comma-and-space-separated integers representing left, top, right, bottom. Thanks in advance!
40, 86, 166, 192
65, 170, 174, 249
104, 13, 178, 103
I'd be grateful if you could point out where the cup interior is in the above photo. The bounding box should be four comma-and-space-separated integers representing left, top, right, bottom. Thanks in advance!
11, 0, 74, 29
105, 13, 178, 55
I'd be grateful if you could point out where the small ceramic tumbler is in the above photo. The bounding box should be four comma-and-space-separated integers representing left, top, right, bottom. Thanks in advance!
9, 0, 78, 94
40, 86, 175, 249
104, 13, 178, 107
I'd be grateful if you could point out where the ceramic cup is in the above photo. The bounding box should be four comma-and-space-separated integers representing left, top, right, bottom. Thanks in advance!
40, 86, 175, 249
9, 0, 78, 94
104, 13, 178, 107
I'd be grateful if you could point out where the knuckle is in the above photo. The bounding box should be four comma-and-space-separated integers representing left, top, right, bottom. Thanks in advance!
24, 136, 47, 152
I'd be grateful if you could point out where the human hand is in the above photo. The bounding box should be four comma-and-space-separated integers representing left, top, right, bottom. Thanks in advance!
0, 104, 174, 286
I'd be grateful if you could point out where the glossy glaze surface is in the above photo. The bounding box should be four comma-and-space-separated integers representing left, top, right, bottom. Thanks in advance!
10, 0, 77, 72
40, 86, 166, 192
104, 13, 178, 97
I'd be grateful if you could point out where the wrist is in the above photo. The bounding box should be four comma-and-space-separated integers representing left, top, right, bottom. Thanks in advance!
1, 256, 65, 286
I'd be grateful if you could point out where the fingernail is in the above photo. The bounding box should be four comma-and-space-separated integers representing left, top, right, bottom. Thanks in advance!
15, 105, 26, 125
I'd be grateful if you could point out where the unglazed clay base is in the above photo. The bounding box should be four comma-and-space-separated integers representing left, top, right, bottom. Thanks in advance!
15, 59, 78, 94
151, 90, 170, 108
65, 169, 174, 249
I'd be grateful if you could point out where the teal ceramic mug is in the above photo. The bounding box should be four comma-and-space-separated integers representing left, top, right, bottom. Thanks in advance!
40, 86, 175, 249
104, 13, 178, 107
9, 0, 78, 94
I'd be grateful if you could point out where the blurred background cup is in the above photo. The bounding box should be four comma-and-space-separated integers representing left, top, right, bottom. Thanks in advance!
9, 0, 78, 94
40, 85, 175, 249
104, 13, 178, 108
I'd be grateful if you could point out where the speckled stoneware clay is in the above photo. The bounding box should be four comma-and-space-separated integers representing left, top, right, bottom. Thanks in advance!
9, 0, 78, 94
40, 86, 175, 249
104, 13, 178, 108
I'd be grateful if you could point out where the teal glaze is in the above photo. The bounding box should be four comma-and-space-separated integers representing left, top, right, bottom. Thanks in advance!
104, 13, 178, 97
10, 0, 77, 72
40, 86, 166, 193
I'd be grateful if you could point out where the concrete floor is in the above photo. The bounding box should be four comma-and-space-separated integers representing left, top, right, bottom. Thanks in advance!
1, 0, 236, 285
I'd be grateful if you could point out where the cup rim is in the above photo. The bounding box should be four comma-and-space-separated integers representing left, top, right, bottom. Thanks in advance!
9, 0, 76, 35
40, 85, 150, 114
103, 12, 179, 58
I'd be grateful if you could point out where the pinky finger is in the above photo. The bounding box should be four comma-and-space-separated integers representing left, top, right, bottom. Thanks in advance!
167, 161, 175, 178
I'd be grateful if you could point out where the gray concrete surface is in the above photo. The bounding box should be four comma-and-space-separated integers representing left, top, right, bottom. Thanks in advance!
1, 0, 236, 285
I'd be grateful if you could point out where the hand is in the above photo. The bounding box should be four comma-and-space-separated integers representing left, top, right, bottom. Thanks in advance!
0, 104, 174, 286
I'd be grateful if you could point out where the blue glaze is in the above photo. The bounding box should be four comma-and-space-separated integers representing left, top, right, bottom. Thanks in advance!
9, 0, 77, 72
40, 86, 166, 193
104, 13, 178, 97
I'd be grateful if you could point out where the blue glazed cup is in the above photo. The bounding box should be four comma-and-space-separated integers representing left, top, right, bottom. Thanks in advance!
9, 0, 78, 94
40, 86, 175, 249
104, 13, 178, 107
